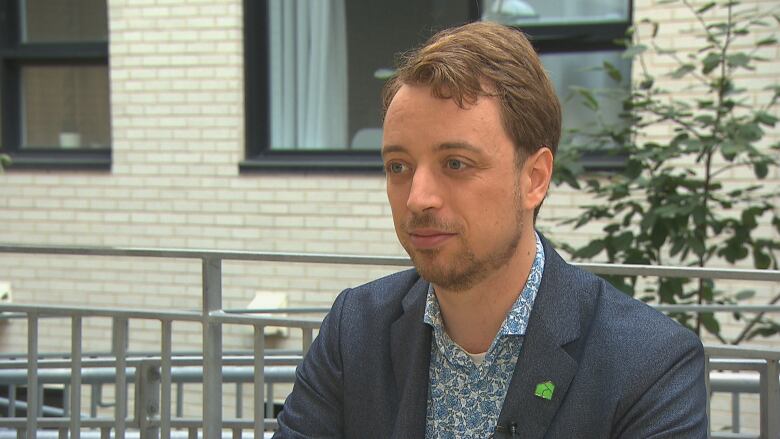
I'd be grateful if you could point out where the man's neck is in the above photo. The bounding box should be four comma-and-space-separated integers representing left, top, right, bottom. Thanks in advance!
434, 232, 537, 354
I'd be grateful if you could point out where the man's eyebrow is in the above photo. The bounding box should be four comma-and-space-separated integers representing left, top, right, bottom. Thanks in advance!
381, 144, 406, 158
381, 141, 486, 158
437, 141, 485, 155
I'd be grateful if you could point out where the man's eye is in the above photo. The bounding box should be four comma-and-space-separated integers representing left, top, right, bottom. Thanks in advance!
446, 159, 465, 170
386, 162, 407, 174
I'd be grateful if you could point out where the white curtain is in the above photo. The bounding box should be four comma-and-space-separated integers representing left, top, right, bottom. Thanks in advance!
269, 0, 348, 150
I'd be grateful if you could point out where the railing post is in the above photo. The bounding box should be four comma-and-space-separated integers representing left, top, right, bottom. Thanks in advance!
766, 359, 779, 439
202, 257, 223, 439
113, 317, 128, 439
26, 313, 38, 439
254, 325, 265, 436
71, 316, 82, 439
730, 392, 740, 434
136, 360, 161, 439
160, 319, 172, 439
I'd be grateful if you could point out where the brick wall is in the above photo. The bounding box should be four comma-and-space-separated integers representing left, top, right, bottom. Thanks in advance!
0, 0, 777, 429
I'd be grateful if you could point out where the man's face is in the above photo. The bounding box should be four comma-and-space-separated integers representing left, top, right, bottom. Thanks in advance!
382, 84, 530, 291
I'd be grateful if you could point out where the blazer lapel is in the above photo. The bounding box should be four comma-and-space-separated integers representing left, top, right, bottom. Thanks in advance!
389, 277, 432, 439
496, 237, 597, 438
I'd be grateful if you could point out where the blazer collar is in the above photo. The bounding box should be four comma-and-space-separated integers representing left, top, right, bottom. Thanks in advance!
387, 236, 597, 438
495, 234, 598, 438
389, 275, 431, 438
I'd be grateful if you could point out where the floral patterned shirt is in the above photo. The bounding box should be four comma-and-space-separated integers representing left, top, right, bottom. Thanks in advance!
423, 233, 545, 438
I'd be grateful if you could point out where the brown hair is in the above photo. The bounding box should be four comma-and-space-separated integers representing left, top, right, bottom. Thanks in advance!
382, 21, 562, 161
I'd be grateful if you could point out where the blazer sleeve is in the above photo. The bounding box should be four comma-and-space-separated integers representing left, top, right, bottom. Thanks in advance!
613, 328, 708, 439
273, 288, 350, 438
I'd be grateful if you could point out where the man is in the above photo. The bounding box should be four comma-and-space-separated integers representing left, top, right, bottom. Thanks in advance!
274, 22, 707, 438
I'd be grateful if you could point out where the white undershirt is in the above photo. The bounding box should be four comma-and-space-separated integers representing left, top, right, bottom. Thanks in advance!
467, 351, 488, 365
454, 340, 488, 365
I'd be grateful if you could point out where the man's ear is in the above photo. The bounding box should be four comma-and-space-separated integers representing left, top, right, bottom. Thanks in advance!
520, 146, 553, 211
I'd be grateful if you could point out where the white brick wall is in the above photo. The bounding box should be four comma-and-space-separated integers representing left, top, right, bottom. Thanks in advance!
0, 0, 777, 428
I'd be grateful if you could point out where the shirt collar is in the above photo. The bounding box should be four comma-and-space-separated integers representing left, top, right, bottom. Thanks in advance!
423, 231, 545, 338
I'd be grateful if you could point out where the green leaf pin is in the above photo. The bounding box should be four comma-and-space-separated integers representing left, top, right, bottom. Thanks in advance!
534, 381, 555, 400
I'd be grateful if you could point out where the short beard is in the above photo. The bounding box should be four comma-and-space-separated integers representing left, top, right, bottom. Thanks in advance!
408, 232, 521, 291
401, 184, 525, 292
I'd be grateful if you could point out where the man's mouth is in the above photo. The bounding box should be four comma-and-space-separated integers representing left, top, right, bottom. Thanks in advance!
407, 228, 457, 249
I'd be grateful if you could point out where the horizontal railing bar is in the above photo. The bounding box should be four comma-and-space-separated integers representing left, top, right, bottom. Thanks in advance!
0, 348, 302, 360
0, 365, 296, 386
0, 432, 273, 439
0, 417, 122, 427
4, 302, 779, 325
0, 364, 768, 396
710, 371, 760, 393
653, 304, 780, 313
576, 262, 780, 282
0, 244, 411, 266
226, 307, 331, 314
0, 354, 303, 370
0, 305, 323, 328
209, 311, 322, 328
710, 434, 760, 439
0, 348, 774, 372
0, 304, 202, 321
706, 345, 780, 361
0, 367, 135, 384
0, 416, 279, 432
709, 359, 768, 370
0, 397, 66, 416
1, 243, 778, 282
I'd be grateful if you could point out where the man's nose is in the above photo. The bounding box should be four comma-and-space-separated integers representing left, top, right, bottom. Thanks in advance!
406, 167, 443, 213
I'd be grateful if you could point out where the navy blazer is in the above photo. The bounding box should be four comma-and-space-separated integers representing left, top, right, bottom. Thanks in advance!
274, 237, 708, 438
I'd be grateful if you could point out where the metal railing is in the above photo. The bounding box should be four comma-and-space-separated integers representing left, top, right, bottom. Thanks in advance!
0, 243, 778, 438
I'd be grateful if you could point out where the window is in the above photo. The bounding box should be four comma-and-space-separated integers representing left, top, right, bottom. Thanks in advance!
0, 0, 111, 169
242, 0, 631, 172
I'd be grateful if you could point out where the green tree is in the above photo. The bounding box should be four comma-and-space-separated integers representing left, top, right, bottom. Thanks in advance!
554, 0, 780, 343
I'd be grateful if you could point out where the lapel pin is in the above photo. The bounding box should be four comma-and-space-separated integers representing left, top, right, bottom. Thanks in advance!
534, 380, 555, 400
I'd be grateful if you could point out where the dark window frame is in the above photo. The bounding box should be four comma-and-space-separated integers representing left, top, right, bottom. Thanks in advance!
242, 0, 632, 173
0, 0, 111, 170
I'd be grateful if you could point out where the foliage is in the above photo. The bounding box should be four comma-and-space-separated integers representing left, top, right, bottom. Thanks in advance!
553, 0, 780, 343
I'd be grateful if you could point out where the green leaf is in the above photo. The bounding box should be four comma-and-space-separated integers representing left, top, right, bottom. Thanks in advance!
696, 2, 716, 13
622, 44, 648, 60
689, 236, 706, 257
735, 290, 755, 300
692, 205, 706, 226
694, 114, 715, 125
755, 111, 778, 127
625, 158, 643, 179
671, 64, 696, 79
572, 86, 599, 110
612, 232, 634, 251
603, 61, 622, 82
753, 247, 771, 269
754, 162, 768, 179
757, 37, 778, 46
726, 53, 751, 69
650, 223, 668, 248
701, 312, 721, 336
702, 52, 722, 74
